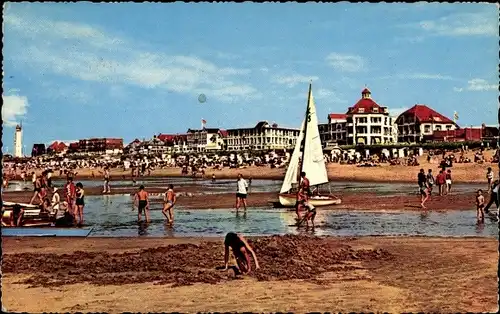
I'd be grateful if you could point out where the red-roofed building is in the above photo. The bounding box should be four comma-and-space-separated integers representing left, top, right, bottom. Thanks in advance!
47, 141, 68, 154
345, 88, 396, 145
395, 104, 458, 143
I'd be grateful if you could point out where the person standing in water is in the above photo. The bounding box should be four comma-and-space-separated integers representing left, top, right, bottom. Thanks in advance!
235, 174, 249, 212
162, 184, 176, 225
426, 169, 435, 196
75, 183, 85, 226
476, 189, 485, 223
100, 167, 111, 194
418, 169, 430, 209
134, 185, 150, 223
223, 232, 260, 274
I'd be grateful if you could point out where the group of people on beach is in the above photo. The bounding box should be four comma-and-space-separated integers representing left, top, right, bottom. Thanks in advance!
417, 168, 453, 209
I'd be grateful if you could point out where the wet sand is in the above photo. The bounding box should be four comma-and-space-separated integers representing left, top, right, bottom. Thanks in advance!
3, 185, 482, 211
2, 236, 497, 313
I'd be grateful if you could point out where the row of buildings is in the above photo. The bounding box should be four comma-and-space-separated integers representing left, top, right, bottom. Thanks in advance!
33, 87, 496, 157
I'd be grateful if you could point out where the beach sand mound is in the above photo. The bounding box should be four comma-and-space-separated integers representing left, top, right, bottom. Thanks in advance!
2, 235, 392, 288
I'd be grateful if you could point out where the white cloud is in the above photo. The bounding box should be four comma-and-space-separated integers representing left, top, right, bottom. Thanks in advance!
2, 94, 29, 127
454, 78, 497, 92
5, 13, 259, 104
379, 73, 455, 81
407, 11, 497, 37
325, 53, 365, 72
272, 74, 319, 88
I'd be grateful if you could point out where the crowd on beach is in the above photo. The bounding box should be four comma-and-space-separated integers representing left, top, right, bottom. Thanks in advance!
417, 159, 500, 224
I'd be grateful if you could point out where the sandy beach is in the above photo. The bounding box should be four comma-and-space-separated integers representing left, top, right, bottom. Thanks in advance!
18, 151, 497, 183
2, 236, 497, 313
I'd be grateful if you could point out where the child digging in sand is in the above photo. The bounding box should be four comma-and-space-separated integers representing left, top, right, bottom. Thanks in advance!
476, 189, 485, 223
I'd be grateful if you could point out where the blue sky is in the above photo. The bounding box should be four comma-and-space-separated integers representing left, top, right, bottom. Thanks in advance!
2, 2, 498, 152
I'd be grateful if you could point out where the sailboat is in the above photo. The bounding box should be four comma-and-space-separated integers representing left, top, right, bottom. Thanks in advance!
278, 83, 342, 207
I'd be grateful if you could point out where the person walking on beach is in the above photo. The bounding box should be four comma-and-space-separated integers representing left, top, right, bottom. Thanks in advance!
445, 169, 452, 194
75, 183, 85, 226
484, 180, 499, 215
162, 184, 177, 225
418, 169, 430, 209
476, 189, 485, 223
29, 176, 43, 205
436, 170, 445, 196
426, 169, 435, 196
134, 185, 150, 223
486, 167, 494, 193
223, 232, 260, 275
236, 174, 249, 212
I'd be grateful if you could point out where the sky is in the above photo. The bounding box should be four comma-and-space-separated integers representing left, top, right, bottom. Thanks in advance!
2, 2, 498, 153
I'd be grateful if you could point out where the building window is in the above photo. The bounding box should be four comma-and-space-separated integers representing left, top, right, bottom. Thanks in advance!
446, 125, 452, 130
436, 126, 442, 131
373, 107, 378, 113
358, 108, 365, 113
424, 125, 431, 133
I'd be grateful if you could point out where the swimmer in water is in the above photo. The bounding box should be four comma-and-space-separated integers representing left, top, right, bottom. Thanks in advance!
223, 232, 260, 274
134, 185, 150, 223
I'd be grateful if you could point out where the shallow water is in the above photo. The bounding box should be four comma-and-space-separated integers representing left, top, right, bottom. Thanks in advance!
4, 177, 486, 196
81, 195, 498, 238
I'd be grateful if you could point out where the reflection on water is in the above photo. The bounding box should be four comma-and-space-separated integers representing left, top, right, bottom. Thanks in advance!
79, 195, 499, 238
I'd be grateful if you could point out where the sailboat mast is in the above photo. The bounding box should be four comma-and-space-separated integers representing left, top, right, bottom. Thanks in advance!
299, 83, 312, 180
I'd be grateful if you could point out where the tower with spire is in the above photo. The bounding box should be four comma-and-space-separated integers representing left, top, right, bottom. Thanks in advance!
14, 122, 23, 157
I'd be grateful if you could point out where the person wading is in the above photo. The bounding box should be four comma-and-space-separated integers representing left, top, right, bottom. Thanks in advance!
162, 184, 177, 225
134, 185, 150, 223
418, 169, 430, 209
75, 182, 85, 227
296, 171, 311, 220
235, 174, 249, 212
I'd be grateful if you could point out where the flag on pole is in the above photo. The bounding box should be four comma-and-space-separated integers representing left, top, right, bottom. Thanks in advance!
201, 119, 207, 129
453, 111, 459, 121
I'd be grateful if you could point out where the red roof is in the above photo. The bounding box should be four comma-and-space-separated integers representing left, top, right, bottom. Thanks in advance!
401, 105, 455, 124
219, 129, 228, 138
347, 88, 382, 114
56, 142, 67, 151
48, 141, 59, 150
328, 113, 347, 120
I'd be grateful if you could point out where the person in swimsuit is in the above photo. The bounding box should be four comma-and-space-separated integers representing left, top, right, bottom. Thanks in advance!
134, 185, 150, 223
75, 182, 85, 226
296, 199, 317, 229
476, 189, 485, 223
223, 232, 260, 274
64, 177, 76, 214
295, 172, 310, 220
29, 176, 43, 205
162, 184, 176, 225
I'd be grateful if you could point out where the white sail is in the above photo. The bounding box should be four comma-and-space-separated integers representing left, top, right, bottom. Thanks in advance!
280, 119, 305, 193
302, 86, 329, 186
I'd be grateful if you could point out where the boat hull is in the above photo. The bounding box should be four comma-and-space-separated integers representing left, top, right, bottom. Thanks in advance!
278, 193, 342, 207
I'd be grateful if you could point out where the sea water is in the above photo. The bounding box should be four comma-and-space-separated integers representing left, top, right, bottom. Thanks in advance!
83, 195, 499, 238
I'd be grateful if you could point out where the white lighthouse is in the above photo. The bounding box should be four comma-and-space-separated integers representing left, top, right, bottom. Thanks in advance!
14, 124, 23, 157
